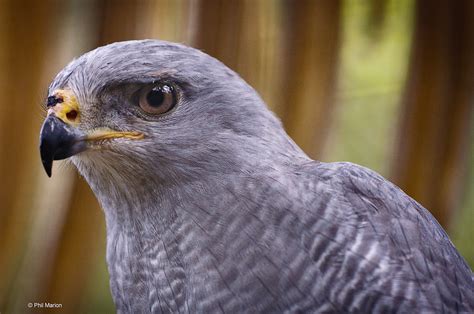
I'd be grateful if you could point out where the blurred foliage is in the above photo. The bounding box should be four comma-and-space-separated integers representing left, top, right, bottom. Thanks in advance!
324, 0, 414, 175
80, 253, 114, 313
451, 128, 474, 267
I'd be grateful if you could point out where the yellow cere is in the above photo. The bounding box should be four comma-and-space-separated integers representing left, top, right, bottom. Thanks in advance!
48, 89, 80, 126
47, 89, 144, 142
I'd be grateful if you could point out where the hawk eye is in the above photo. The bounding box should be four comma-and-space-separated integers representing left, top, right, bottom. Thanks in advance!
138, 83, 176, 115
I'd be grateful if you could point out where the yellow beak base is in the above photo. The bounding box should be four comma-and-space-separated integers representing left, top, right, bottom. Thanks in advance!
86, 128, 144, 142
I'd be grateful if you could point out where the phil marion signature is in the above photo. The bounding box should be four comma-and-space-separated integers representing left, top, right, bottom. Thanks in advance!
27, 302, 63, 309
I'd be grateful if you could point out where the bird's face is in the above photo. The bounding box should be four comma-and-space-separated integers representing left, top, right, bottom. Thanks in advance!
40, 40, 284, 183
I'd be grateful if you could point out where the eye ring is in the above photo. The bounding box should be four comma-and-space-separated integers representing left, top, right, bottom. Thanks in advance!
138, 83, 177, 115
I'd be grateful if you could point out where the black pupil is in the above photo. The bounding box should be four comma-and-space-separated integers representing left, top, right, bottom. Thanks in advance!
147, 85, 169, 107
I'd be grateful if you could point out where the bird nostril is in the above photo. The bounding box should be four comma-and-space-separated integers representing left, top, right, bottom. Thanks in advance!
47, 95, 64, 107
66, 110, 78, 122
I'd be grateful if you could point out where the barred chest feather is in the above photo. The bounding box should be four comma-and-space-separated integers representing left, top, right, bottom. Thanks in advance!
106, 221, 190, 313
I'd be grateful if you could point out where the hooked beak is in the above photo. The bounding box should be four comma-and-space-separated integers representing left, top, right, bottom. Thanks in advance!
39, 115, 87, 177
39, 89, 144, 177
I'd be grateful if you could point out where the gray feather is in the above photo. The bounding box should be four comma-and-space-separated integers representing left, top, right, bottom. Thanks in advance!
48, 40, 474, 313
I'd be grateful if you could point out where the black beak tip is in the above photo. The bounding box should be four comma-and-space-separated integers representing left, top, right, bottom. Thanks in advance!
43, 161, 52, 177
39, 136, 53, 177
39, 115, 86, 177
41, 155, 53, 177
39, 117, 55, 177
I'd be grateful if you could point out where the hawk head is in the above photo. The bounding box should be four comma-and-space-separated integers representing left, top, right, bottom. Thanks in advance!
40, 40, 303, 193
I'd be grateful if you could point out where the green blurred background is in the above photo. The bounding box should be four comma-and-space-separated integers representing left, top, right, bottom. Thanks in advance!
0, 0, 472, 313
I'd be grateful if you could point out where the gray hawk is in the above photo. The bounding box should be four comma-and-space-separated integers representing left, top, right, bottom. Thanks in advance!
39, 40, 474, 313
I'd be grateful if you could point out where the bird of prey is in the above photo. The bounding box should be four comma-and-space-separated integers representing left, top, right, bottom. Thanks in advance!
39, 40, 473, 313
